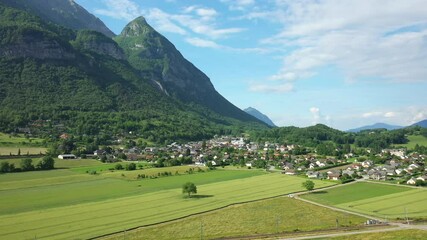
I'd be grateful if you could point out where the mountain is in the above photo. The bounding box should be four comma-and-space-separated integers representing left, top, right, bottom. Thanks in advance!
244, 107, 276, 127
411, 119, 427, 128
347, 123, 403, 132
0, 3, 266, 143
0, 0, 115, 37
114, 17, 261, 123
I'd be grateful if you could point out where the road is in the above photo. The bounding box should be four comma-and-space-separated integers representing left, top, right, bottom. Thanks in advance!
282, 180, 427, 239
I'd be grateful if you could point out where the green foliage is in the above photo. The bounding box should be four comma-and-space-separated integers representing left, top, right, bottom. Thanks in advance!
20, 158, 34, 171
114, 163, 123, 170
125, 163, 136, 171
36, 156, 55, 170
182, 182, 197, 197
302, 180, 315, 191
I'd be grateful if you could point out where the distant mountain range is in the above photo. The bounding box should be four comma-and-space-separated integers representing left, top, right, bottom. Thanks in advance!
412, 119, 427, 128
244, 107, 276, 127
348, 119, 427, 132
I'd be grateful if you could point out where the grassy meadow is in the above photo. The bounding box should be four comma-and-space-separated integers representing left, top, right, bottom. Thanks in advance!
0, 133, 46, 155
0, 162, 337, 240
302, 182, 427, 219
394, 135, 427, 149
103, 196, 366, 240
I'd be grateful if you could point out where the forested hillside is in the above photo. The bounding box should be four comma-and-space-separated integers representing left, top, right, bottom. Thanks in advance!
0, 4, 266, 143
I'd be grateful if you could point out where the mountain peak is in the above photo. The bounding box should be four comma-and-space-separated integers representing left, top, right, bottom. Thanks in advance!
244, 107, 276, 127
120, 16, 152, 37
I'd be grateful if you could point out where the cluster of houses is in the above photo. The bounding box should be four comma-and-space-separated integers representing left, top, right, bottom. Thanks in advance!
87, 136, 426, 186
282, 149, 426, 186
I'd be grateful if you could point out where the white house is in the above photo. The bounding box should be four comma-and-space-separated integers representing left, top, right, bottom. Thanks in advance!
407, 177, 417, 185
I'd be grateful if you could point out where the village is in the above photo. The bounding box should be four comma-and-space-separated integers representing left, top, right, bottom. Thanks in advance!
60, 135, 427, 187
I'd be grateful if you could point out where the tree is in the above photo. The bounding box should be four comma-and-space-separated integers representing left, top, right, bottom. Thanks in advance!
302, 180, 315, 192
20, 158, 34, 171
114, 163, 123, 170
182, 182, 197, 197
37, 156, 55, 170
125, 163, 136, 171
0, 161, 10, 173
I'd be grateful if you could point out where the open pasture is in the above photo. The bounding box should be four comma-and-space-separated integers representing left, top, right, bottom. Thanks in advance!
302, 182, 427, 219
0, 173, 334, 239
394, 135, 427, 149
103, 196, 366, 240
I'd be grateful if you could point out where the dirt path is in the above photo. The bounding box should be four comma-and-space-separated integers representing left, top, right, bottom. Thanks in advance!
285, 182, 427, 240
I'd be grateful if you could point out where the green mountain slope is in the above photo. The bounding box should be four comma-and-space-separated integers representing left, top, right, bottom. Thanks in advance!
0, 4, 266, 143
0, 0, 115, 37
115, 17, 262, 123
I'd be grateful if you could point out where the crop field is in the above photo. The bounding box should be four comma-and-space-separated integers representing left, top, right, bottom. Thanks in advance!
302, 182, 427, 219
103, 196, 366, 240
0, 168, 335, 240
0, 146, 47, 155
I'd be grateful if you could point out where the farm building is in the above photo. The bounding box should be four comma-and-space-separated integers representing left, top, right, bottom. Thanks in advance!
58, 154, 77, 159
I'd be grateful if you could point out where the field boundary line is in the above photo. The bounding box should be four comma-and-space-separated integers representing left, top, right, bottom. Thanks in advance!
90, 181, 338, 239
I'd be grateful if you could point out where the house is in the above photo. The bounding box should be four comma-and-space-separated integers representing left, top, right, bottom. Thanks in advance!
58, 154, 76, 159
93, 150, 106, 156
416, 175, 427, 182
395, 168, 404, 175
407, 177, 417, 185
368, 170, 386, 180
306, 171, 320, 179
408, 163, 420, 171
282, 169, 296, 175
327, 172, 341, 180
362, 160, 373, 168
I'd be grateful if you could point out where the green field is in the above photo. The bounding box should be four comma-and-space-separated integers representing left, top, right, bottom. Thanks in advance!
103, 196, 366, 240
0, 169, 335, 239
0, 133, 46, 155
0, 146, 47, 155
302, 182, 427, 219
394, 135, 427, 149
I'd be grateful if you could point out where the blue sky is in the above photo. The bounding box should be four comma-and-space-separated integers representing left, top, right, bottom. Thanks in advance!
75, 0, 427, 130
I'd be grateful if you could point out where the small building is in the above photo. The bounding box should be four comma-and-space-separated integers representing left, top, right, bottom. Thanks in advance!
407, 177, 417, 185
58, 154, 76, 159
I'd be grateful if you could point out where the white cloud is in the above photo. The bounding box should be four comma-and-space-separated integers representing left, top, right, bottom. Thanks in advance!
360, 107, 427, 126
185, 37, 222, 49
95, 0, 142, 21
146, 8, 186, 35
253, 0, 427, 84
146, 8, 245, 39
221, 0, 256, 11
249, 83, 293, 93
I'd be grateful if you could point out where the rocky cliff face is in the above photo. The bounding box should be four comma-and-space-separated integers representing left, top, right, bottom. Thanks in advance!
72, 30, 125, 60
0, 0, 115, 37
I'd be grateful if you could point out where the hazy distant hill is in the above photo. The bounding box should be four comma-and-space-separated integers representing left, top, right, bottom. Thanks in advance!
0, 0, 115, 37
347, 123, 403, 132
244, 107, 276, 127
411, 119, 427, 128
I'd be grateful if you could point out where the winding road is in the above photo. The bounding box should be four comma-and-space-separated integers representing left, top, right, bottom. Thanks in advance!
281, 180, 427, 239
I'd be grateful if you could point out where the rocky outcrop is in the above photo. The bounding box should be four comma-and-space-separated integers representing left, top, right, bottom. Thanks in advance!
80, 41, 125, 60
0, 42, 75, 59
